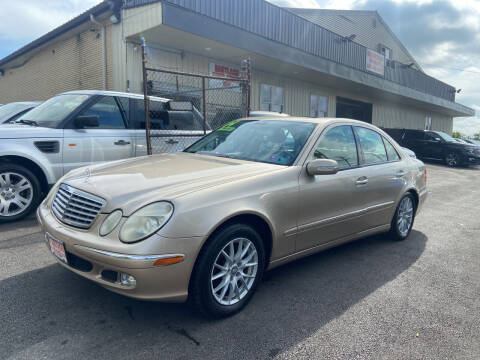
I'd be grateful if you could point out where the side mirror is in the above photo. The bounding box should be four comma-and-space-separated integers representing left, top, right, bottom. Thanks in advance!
74, 115, 99, 129
306, 159, 339, 176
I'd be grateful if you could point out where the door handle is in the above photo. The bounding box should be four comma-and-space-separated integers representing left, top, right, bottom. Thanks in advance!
355, 176, 368, 185
165, 139, 179, 145
114, 140, 131, 145
395, 170, 406, 177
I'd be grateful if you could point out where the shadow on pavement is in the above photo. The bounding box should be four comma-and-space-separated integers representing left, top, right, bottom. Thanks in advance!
1, 230, 427, 359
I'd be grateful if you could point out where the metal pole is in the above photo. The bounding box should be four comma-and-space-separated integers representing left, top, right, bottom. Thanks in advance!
202, 77, 207, 134
246, 58, 251, 117
141, 40, 152, 155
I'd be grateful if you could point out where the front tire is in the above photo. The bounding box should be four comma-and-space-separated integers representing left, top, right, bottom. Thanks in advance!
390, 193, 416, 241
445, 152, 461, 167
189, 223, 265, 318
0, 164, 41, 223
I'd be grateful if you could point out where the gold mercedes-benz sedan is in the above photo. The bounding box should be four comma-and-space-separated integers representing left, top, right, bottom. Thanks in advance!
37, 117, 427, 317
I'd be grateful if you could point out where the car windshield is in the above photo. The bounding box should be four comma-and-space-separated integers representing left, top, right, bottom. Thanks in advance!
17, 94, 90, 128
0, 103, 33, 122
434, 131, 456, 143
184, 120, 316, 165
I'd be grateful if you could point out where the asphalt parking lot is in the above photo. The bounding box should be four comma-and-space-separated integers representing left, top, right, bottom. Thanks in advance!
1, 163, 479, 360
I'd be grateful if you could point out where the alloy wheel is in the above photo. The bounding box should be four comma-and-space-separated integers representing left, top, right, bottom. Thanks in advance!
0, 172, 34, 217
210, 237, 259, 306
446, 153, 459, 167
397, 196, 414, 237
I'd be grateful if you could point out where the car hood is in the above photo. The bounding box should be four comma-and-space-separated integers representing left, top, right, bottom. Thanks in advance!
62, 152, 283, 214
0, 124, 62, 138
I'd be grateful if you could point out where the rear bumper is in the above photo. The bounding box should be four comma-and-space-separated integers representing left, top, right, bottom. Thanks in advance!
416, 188, 428, 215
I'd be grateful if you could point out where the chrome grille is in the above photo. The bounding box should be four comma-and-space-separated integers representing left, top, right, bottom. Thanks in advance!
52, 184, 106, 229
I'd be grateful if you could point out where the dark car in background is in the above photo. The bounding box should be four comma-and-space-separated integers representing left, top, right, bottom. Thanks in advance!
0, 101, 41, 124
383, 128, 480, 167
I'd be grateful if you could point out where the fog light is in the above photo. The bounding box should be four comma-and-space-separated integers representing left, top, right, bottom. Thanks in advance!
120, 273, 136, 287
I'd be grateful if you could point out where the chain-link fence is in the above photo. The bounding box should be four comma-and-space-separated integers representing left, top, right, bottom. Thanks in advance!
141, 45, 250, 155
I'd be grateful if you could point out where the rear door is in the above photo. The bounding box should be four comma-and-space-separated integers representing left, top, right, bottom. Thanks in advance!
131, 98, 205, 155
402, 130, 426, 157
352, 126, 405, 227
63, 96, 134, 174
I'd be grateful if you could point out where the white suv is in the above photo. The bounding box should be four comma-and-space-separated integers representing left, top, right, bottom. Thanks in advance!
0, 90, 207, 222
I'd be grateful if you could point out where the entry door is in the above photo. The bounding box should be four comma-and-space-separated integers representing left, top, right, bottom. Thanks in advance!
63, 96, 134, 174
297, 125, 367, 251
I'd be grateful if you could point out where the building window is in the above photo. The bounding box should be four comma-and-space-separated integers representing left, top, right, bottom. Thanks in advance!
310, 94, 328, 117
260, 84, 284, 113
379, 44, 392, 60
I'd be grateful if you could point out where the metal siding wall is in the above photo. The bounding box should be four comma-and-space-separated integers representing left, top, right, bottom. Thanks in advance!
373, 101, 453, 133
158, 0, 455, 102
289, 11, 416, 67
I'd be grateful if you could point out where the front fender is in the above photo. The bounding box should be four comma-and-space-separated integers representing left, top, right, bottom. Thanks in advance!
0, 141, 59, 185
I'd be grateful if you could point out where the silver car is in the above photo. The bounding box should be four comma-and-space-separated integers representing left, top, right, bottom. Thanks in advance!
0, 90, 205, 222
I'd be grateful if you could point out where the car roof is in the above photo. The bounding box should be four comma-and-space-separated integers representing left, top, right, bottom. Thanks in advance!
4, 101, 41, 106
238, 116, 377, 127
60, 90, 170, 102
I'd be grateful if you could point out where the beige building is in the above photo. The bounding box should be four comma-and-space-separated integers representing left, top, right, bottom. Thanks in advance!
0, 0, 473, 133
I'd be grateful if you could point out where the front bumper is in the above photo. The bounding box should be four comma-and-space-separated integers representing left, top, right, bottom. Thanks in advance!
465, 155, 480, 165
37, 203, 203, 302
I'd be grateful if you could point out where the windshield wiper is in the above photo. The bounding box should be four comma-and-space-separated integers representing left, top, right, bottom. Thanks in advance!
15, 119, 38, 127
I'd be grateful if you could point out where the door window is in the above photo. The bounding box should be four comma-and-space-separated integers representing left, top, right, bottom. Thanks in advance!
313, 125, 359, 169
81, 96, 126, 129
383, 137, 400, 161
354, 127, 388, 164
116, 97, 130, 126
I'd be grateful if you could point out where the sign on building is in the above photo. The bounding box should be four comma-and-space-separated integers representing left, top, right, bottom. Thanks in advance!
209, 63, 241, 90
366, 49, 385, 76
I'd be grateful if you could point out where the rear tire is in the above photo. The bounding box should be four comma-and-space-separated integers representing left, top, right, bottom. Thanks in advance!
0, 164, 41, 223
189, 223, 265, 318
389, 193, 416, 241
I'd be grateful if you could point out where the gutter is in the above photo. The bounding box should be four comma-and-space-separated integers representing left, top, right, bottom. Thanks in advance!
90, 14, 107, 90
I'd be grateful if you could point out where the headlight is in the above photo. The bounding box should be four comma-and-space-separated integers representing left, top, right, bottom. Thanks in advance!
464, 147, 475, 155
119, 202, 174, 243
99, 210, 123, 236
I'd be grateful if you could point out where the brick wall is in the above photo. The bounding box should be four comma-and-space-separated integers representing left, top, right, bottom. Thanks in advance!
0, 23, 111, 103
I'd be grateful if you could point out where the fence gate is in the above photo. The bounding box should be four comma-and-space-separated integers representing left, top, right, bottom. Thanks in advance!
141, 43, 251, 155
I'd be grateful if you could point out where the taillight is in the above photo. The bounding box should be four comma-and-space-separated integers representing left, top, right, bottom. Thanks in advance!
424, 168, 427, 184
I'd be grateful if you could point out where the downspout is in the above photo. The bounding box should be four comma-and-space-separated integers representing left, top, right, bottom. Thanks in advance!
90, 14, 107, 90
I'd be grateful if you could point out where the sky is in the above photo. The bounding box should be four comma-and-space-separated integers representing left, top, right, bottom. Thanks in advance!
0, 0, 479, 135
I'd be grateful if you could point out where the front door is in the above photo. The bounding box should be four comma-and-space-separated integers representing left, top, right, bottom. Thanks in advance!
297, 125, 367, 251
420, 132, 444, 160
63, 96, 134, 174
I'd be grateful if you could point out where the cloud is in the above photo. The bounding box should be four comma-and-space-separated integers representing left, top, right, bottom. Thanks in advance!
0, 0, 101, 57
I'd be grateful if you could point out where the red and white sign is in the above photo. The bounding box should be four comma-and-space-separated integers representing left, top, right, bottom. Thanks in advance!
366, 49, 385, 76
209, 63, 241, 89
